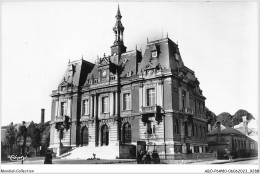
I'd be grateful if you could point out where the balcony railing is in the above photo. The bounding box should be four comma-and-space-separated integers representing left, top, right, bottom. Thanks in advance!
144, 133, 156, 140
181, 108, 194, 114
141, 105, 160, 114
55, 116, 65, 122
80, 115, 91, 121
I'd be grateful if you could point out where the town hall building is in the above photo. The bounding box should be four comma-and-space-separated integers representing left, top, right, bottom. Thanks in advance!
49, 6, 208, 159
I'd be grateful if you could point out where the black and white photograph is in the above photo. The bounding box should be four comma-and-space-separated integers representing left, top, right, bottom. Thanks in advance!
1, 1, 259, 173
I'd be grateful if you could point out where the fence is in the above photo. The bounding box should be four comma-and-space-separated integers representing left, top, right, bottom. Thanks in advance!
159, 152, 217, 164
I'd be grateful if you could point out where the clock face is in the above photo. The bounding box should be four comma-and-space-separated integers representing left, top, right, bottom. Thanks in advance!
152, 51, 157, 58
102, 70, 107, 77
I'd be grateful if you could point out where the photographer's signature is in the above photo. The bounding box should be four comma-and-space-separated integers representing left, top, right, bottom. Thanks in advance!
9, 155, 27, 161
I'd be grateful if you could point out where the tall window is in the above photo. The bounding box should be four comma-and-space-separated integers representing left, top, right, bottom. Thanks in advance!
147, 88, 155, 106
184, 122, 188, 136
182, 91, 186, 110
82, 99, 89, 115
123, 93, 131, 110
147, 122, 152, 134
123, 123, 132, 143
192, 123, 195, 136
102, 97, 109, 113
174, 119, 179, 134
60, 102, 66, 116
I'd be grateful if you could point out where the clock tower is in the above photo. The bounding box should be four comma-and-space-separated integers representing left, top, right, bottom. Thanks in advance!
111, 5, 127, 56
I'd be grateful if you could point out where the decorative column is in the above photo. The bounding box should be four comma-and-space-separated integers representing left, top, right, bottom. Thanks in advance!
139, 84, 143, 112
115, 92, 118, 115
67, 98, 71, 117
55, 99, 59, 117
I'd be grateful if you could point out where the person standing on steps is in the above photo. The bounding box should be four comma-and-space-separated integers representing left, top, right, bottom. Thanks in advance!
44, 149, 53, 164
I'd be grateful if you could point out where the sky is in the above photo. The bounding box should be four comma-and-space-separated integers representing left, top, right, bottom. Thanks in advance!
1, 1, 259, 126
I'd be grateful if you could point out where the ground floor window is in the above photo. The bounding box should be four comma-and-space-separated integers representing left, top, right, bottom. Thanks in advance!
123, 123, 131, 143
81, 126, 89, 146
194, 146, 199, 153
174, 145, 182, 154
101, 124, 109, 146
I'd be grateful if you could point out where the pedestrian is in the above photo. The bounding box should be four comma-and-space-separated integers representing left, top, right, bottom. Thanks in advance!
152, 150, 160, 164
137, 151, 143, 164
144, 152, 152, 164
44, 150, 53, 164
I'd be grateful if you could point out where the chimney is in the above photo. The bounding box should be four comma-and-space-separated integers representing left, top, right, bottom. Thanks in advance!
242, 116, 248, 135
216, 121, 221, 141
41, 108, 45, 124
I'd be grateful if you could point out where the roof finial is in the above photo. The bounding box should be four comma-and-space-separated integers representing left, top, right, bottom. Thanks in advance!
166, 32, 168, 38
162, 28, 163, 38
136, 45, 137, 50
82, 54, 83, 60
68, 59, 70, 63
104, 53, 106, 57
147, 37, 149, 43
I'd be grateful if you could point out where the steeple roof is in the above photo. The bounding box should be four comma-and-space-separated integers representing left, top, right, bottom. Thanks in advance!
116, 5, 122, 18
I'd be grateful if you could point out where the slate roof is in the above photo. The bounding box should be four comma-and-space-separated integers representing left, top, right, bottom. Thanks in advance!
119, 50, 141, 78
60, 59, 94, 87
207, 124, 245, 136
137, 38, 184, 74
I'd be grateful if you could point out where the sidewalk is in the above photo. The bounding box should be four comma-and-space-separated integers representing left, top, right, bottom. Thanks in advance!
192, 157, 258, 164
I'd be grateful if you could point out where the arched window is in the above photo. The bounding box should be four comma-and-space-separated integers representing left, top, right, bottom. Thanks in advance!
101, 124, 109, 146
123, 123, 131, 143
81, 126, 89, 146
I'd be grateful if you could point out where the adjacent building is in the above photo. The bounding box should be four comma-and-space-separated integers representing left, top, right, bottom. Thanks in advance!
49, 6, 208, 159
207, 121, 258, 159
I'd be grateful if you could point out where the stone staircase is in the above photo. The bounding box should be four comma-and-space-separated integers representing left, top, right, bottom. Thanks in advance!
61, 145, 119, 159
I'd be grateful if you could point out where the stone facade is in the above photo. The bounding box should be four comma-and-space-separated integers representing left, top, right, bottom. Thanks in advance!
49, 6, 208, 158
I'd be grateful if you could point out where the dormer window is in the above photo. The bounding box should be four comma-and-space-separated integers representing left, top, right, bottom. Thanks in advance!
152, 51, 157, 58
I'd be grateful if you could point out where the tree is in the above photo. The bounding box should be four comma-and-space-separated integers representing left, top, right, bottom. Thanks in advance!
216, 112, 233, 127
206, 107, 217, 126
18, 121, 28, 156
233, 109, 254, 126
41, 125, 50, 155
30, 126, 41, 155
5, 122, 16, 154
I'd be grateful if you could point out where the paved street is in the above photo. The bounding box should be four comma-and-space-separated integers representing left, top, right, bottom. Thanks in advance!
2, 157, 258, 165
2, 157, 136, 164
222, 159, 258, 165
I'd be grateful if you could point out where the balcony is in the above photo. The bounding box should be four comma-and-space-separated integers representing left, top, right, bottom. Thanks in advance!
181, 108, 194, 115
55, 116, 65, 122
80, 115, 91, 121
144, 133, 156, 140
140, 105, 160, 114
